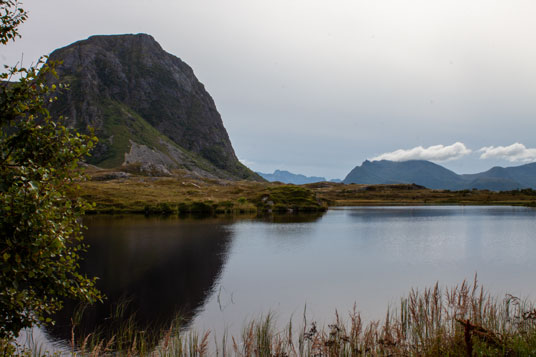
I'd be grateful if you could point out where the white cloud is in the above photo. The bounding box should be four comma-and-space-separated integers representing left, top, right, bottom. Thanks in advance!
479, 143, 536, 162
371, 142, 471, 162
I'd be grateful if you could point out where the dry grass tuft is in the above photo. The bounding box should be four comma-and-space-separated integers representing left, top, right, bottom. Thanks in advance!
27, 279, 531, 356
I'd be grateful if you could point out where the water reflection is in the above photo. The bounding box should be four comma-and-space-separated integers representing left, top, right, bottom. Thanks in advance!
190, 206, 536, 337
260, 212, 325, 224
41, 207, 536, 348
46, 213, 325, 345
47, 215, 235, 342
341, 205, 535, 220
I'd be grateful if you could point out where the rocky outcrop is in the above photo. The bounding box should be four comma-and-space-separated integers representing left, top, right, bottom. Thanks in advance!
47, 33, 261, 180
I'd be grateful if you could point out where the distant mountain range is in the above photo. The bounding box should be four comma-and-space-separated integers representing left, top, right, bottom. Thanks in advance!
257, 170, 327, 184
343, 160, 536, 191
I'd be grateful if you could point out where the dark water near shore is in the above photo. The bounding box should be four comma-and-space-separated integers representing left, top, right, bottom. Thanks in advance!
42, 206, 536, 345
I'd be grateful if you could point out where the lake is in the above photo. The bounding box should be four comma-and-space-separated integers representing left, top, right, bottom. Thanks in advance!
40, 206, 536, 346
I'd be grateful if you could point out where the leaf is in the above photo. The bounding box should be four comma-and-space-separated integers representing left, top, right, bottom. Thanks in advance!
0, 19, 101, 338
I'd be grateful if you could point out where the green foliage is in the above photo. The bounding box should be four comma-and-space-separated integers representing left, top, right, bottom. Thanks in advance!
144, 202, 176, 215
189, 201, 214, 214
263, 185, 324, 212
0, 2, 101, 341
200, 145, 227, 169
0, 1, 27, 45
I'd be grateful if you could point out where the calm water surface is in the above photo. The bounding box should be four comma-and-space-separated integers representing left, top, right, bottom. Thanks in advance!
44, 206, 536, 344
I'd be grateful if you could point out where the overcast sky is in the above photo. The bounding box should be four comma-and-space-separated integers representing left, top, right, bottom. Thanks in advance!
4, 0, 536, 179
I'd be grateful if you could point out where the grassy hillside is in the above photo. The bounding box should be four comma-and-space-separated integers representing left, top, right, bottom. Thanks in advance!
78, 168, 327, 214
77, 170, 536, 215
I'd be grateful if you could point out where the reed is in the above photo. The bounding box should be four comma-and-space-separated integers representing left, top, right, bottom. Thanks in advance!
8, 278, 536, 356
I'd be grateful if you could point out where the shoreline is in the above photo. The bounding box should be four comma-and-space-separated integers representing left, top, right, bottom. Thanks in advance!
77, 172, 536, 215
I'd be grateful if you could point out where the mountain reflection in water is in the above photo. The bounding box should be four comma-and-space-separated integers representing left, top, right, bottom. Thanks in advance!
35, 208, 536, 350
47, 215, 236, 342
47, 213, 325, 345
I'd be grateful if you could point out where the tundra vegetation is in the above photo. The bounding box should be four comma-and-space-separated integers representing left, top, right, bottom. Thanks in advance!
79, 166, 328, 215
14, 279, 536, 356
78, 167, 536, 215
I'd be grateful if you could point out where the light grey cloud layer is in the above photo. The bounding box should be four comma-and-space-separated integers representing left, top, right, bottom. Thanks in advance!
479, 143, 536, 163
371, 142, 471, 162
4, 0, 536, 178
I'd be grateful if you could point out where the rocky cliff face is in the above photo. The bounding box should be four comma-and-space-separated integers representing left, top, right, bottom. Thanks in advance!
47, 33, 261, 180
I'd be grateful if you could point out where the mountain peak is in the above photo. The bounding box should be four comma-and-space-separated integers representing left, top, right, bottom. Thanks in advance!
344, 159, 536, 190
345, 160, 464, 189
257, 170, 327, 184
47, 34, 261, 180
85, 33, 155, 42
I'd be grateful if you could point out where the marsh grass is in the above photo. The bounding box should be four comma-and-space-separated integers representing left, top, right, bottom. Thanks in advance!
77, 173, 328, 215
311, 183, 536, 207
10, 278, 536, 356
77, 169, 536, 216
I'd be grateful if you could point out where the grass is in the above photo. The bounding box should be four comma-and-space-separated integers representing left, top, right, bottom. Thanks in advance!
77, 169, 329, 215
7, 279, 536, 356
77, 169, 536, 215
308, 182, 536, 207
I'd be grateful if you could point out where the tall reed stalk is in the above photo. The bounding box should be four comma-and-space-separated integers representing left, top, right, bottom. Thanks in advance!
8, 278, 536, 356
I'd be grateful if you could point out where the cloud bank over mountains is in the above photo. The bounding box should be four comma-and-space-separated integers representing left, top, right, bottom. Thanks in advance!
479, 143, 536, 163
371, 142, 536, 164
371, 142, 471, 162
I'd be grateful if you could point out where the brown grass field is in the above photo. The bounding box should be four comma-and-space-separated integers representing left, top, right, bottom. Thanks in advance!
77, 168, 536, 215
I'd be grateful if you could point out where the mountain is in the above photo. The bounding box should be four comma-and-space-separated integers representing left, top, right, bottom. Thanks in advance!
461, 163, 536, 190
343, 160, 465, 190
343, 160, 536, 191
257, 170, 326, 184
47, 34, 261, 180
